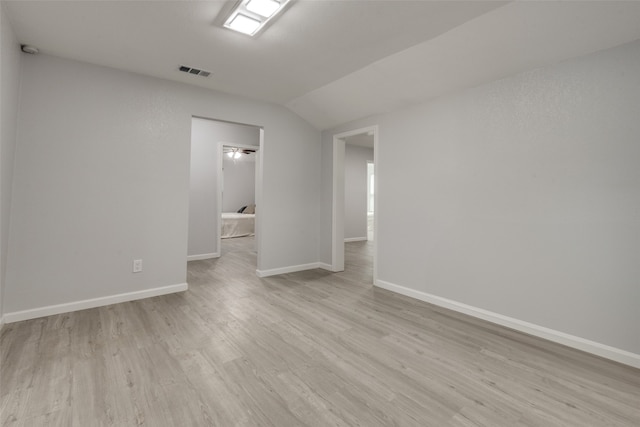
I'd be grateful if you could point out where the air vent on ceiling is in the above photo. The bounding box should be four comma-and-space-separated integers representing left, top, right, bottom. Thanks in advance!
178, 65, 211, 77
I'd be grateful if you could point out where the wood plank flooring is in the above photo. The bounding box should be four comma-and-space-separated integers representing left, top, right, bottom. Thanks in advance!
2, 237, 639, 426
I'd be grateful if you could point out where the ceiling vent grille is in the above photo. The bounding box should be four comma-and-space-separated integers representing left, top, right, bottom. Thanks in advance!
178, 65, 211, 77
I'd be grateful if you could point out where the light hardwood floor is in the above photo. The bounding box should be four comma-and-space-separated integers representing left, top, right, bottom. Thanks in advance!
1, 237, 639, 426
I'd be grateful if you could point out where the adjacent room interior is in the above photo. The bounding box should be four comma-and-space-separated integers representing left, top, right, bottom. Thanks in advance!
340, 130, 376, 281
1, 1, 639, 425
188, 117, 260, 262
221, 144, 257, 239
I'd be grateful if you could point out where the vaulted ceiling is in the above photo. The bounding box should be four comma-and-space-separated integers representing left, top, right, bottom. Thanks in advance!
6, 1, 640, 130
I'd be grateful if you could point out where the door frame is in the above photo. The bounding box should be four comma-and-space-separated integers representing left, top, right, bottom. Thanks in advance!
217, 136, 262, 262
331, 125, 378, 280
367, 160, 375, 242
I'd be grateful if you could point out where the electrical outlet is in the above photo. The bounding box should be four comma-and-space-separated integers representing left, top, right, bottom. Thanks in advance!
133, 259, 143, 273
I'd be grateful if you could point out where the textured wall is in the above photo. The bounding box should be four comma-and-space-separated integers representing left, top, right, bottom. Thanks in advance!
6, 54, 320, 313
0, 4, 22, 319
322, 40, 640, 355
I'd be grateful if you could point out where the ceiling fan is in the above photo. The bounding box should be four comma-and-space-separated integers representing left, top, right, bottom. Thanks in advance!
223, 147, 256, 159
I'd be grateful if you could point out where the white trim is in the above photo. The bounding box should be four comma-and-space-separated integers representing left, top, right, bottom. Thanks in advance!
187, 252, 220, 261
331, 137, 345, 272
256, 262, 322, 278
344, 237, 367, 242
332, 125, 378, 279
372, 129, 379, 282
3, 283, 188, 323
375, 279, 640, 369
255, 129, 264, 266
217, 141, 223, 261
318, 262, 334, 271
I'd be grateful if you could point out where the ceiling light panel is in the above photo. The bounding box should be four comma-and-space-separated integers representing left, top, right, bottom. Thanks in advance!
228, 14, 261, 35
246, 0, 280, 18
223, 0, 291, 36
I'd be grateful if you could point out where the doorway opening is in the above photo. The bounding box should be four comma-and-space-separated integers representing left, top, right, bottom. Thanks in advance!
332, 125, 378, 282
221, 143, 260, 255
187, 117, 263, 270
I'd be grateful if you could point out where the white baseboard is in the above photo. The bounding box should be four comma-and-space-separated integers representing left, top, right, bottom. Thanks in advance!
375, 279, 640, 370
257, 262, 324, 278
4, 283, 188, 324
344, 237, 367, 242
318, 262, 334, 271
187, 252, 220, 261
0, 315, 4, 331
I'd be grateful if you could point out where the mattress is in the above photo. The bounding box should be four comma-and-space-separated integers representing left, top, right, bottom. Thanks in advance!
221, 213, 255, 239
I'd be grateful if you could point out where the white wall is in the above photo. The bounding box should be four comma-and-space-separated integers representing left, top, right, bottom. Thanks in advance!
188, 118, 259, 258
322, 40, 640, 357
344, 144, 373, 240
223, 156, 256, 213
0, 4, 22, 322
5, 54, 320, 316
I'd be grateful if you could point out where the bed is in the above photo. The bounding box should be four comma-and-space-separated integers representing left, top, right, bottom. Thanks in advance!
221, 213, 255, 239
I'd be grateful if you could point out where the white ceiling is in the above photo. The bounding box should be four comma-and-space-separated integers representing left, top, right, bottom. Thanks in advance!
6, 1, 640, 130
288, 1, 640, 129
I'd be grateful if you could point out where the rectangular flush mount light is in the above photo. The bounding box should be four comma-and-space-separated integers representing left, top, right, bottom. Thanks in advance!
224, 0, 291, 36
228, 14, 261, 35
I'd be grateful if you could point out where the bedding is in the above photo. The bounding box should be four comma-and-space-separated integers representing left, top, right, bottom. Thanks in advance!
221, 213, 255, 239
